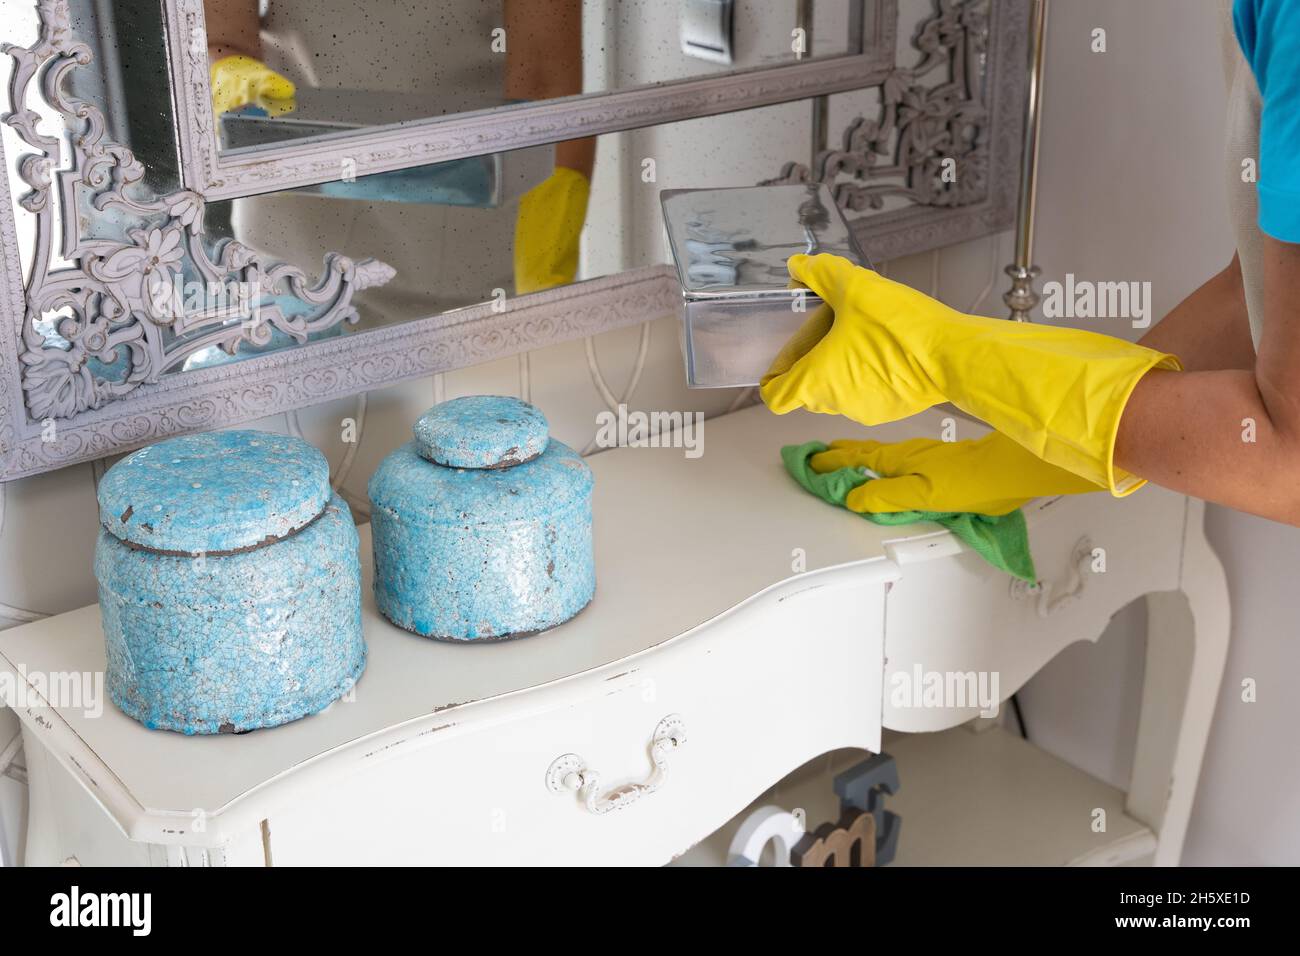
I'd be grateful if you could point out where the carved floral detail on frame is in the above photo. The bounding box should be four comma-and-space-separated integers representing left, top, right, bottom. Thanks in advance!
1, 0, 393, 421
763, 0, 992, 213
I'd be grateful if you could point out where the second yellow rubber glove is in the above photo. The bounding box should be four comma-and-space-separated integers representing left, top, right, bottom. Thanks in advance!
514, 166, 591, 294
210, 54, 296, 117
810, 432, 1105, 516
760, 254, 1181, 495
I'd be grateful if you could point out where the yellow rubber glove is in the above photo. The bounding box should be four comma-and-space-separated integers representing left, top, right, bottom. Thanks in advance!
760, 254, 1182, 495
209, 54, 296, 117
514, 166, 590, 294
810, 432, 1105, 516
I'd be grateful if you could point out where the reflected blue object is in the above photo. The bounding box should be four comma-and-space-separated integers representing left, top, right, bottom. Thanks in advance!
40, 291, 347, 381
221, 94, 550, 207
88, 349, 131, 382
312, 159, 495, 207
182, 293, 347, 371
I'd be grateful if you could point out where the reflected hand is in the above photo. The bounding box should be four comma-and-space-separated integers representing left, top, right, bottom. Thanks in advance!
210, 55, 296, 117
514, 166, 590, 294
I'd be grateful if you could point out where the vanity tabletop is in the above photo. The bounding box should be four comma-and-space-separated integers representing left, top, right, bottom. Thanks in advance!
0, 405, 968, 821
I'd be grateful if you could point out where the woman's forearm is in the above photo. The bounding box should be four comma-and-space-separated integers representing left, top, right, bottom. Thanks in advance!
1117, 238, 1300, 523
503, 0, 594, 179
554, 138, 596, 179
204, 0, 262, 61
1115, 367, 1300, 523
1137, 254, 1255, 372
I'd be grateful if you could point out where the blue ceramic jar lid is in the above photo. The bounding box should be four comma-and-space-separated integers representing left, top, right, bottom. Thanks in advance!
413, 395, 550, 469
98, 430, 331, 555
369, 438, 592, 526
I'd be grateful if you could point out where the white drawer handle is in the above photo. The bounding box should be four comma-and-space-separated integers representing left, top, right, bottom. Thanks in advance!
545, 714, 687, 814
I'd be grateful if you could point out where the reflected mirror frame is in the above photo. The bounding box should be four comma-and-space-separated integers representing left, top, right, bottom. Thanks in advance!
165, 0, 896, 201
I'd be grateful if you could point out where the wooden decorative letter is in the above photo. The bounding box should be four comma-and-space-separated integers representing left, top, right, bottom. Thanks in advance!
791, 808, 878, 868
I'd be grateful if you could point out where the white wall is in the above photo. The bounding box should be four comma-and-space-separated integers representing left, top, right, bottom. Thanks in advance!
1188, 509, 1300, 864
1014, 0, 1232, 785
1014, 0, 1300, 865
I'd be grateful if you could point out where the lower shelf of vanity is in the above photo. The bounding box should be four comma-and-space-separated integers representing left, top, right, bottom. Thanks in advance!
673, 726, 1156, 868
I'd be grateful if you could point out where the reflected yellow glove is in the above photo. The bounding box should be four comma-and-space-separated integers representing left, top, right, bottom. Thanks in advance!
760, 254, 1182, 495
209, 55, 296, 117
514, 166, 590, 294
811, 432, 1105, 517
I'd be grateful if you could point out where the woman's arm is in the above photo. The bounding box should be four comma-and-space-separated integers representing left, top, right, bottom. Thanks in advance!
1116, 237, 1300, 523
203, 0, 262, 61
1138, 254, 1256, 372
503, 0, 595, 178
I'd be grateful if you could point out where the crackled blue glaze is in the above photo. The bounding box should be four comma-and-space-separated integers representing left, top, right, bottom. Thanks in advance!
369, 424, 595, 641
413, 395, 550, 468
98, 430, 331, 554
96, 495, 365, 735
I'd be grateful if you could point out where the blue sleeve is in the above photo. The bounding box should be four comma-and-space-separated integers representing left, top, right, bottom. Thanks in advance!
1235, 0, 1300, 242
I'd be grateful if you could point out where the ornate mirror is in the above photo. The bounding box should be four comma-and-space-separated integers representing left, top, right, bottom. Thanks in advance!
0, 0, 1030, 479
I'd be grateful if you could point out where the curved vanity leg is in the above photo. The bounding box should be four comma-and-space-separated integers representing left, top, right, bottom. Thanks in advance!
1126, 498, 1230, 866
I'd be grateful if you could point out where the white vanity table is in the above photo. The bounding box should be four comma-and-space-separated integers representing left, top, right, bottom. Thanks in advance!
0, 404, 1227, 867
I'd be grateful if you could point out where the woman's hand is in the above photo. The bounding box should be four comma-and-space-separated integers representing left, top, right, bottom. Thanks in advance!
811, 431, 1103, 516
209, 55, 295, 117
760, 253, 961, 426
760, 253, 1180, 494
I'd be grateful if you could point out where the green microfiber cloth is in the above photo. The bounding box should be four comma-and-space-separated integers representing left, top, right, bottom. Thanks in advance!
781, 441, 1037, 582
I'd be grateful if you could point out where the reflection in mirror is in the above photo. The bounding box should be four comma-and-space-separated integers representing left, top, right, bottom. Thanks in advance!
184, 0, 994, 374
0, 0, 1021, 483
197, 92, 836, 371
1, 0, 180, 276
64, 0, 180, 195
205, 0, 862, 155
0, 0, 392, 420
4, 0, 1001, 412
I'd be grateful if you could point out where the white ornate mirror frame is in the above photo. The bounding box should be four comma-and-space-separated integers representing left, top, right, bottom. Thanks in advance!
0, 0, 1030, 480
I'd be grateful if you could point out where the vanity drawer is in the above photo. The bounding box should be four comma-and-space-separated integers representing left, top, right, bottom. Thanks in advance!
882, 487, 1187, 733
264, 565, 887, 866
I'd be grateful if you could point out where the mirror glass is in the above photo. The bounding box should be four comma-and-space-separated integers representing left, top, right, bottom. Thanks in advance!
187, 93, 837, 371
205, 0, 864, 155
188, 81, 905, 373
4, 0, 993, 394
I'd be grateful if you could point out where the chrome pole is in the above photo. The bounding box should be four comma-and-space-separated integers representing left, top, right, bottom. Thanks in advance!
1004, 0, 1049, 322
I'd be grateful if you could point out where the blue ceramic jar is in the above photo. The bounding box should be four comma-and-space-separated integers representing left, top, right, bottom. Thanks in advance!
368, 396, 595, 641
94, 431, 365, 735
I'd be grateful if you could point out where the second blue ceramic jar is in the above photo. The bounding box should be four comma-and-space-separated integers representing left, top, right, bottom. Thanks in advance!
368, 395, 595, 641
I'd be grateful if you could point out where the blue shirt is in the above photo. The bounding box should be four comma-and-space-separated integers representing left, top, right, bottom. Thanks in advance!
1235, 0, 1300, 241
